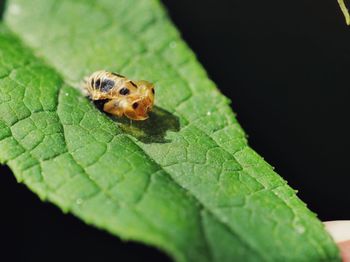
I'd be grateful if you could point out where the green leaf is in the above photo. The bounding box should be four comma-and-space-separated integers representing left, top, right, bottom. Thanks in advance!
338, 0, 350, 25
0, 0, 340, 261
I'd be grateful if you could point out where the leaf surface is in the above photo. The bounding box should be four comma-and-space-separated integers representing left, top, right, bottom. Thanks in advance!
0, 0, 340, 261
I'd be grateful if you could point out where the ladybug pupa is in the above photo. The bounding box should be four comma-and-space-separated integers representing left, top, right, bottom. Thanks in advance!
84, 70, 155, 120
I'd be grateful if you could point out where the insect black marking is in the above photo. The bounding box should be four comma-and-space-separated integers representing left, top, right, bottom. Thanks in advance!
93, 99, 109, 111
95, 78, 101, 89
100, 79, 115, 92
112, 72, 125, 78
130, 81, 137, 88
119, 87, 130, 95
151, 88, 155, 94
91, 78, 94, 88
132, 102, 139, 109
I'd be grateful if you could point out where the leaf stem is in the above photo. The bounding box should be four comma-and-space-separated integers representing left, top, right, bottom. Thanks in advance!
338, 0, 350, 25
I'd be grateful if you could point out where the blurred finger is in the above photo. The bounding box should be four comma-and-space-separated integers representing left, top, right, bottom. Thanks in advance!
325, 221, 350, 262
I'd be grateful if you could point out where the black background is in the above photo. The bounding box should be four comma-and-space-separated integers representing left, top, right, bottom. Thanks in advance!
1, 0, 350, 261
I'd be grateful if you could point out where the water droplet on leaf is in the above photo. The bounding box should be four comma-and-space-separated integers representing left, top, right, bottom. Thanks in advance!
295, 225, 305, 234
169, 41, 177, 48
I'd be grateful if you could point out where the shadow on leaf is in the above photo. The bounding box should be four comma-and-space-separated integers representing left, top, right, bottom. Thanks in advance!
111, 106, 180, 144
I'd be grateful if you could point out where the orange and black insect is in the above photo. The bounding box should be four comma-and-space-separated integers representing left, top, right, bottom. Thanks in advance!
84, 70, 155, 120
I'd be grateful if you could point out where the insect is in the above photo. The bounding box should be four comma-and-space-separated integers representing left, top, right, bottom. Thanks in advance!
84, 70, 155, 120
